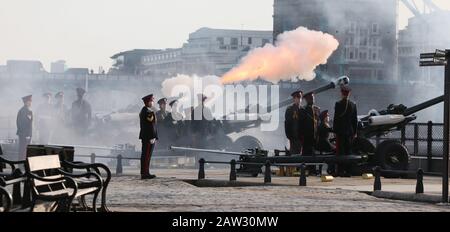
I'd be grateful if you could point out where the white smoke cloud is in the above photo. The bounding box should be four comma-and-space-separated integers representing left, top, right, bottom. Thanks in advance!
221, 26, 339, 84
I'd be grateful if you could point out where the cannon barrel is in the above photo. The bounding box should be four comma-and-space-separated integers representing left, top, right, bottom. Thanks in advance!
170, 146, 251, 156
403, 95, 444, 116
268, 76, 349, 112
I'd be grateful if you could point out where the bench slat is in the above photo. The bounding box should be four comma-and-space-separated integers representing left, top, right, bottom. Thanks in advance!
33, 174, 64, 187
28, 155, 61, 171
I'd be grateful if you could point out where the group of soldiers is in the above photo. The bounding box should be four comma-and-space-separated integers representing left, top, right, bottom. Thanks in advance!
284, 87, 358, 176
16, 87, 92, 160
139, 93, 216, 179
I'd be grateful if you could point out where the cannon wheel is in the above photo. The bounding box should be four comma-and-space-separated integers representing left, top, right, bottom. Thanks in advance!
375, 140, 410, 178
232, 136, 263, 151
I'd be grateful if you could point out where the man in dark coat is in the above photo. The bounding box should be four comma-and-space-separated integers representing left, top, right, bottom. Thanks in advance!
71, 88, 92, 135
36, 93, 54, 144
139, 94, 158, 179
300, 93, 320, 156
333, 87, 358, 176
17, 95, 33, 160
156, 98, 173, 146
284, 90, 303, 155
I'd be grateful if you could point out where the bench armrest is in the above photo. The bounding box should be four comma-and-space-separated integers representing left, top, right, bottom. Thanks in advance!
0, 186, 12, 212
61, 161, 111, 185
57, 169, 103, 186
0, 156, 25, 171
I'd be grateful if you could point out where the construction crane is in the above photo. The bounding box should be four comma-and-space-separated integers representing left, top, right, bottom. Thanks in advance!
400, 0, 441, 16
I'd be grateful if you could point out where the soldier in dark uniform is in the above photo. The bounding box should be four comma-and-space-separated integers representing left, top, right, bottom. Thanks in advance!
71, 88, 92, 135
317, 110, 335, 153
16, 95, 33, 160
333, 87, 358, 176
156, 98, 169, 122
156, 98, 172, 146
139, 94, 158, 179
300, 92, 320, 156
168, 99, 185, 140
191, 94, 213, 147
284, 90, 303, 155
36, 93, 54, 144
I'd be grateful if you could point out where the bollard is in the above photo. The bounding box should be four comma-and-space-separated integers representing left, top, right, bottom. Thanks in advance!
416, 168, 424, 194
91, 153, 96, 164
264, 161, 271, 184
299, 163, 307, 186
116, 154, 123, 175
198, 158, 205, 180
373, 166, 381, 191
230, 159, 237, 181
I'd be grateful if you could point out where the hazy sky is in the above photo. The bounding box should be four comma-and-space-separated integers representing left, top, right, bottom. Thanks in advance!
1, 0, 450, 71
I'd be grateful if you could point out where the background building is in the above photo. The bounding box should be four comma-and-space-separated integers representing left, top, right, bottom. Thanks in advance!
273, 0, 398, 83
114, 28, 273, 77
398, 8, 450, 83
50, 60, 67, 73
110, 49, 161, 75
141, 48, 183, 77
181, 27, 273, 76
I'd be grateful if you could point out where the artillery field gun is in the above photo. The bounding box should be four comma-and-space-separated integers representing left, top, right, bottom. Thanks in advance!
171, 93, 444, 178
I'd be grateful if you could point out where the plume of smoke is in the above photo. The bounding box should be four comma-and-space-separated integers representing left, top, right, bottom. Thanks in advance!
221, 27, 339, 84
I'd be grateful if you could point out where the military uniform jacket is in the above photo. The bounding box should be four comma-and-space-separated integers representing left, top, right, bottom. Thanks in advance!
139, 107, 158, 140
333, 99, 358, 136
71, 99, 92, 128
300, 105, 319, 140
284, 104, 301, 140
16, 106, 33, 137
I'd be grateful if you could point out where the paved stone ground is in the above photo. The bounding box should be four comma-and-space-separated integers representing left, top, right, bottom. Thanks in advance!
104, 168, 450, 212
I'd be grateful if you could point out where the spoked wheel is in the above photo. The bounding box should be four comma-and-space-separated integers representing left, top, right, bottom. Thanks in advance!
375, 140, 410, 178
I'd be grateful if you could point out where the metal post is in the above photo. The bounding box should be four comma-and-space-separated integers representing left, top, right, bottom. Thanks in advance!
230, 159, 237, 181
414, 124, 419, 156
427, 121, 433, 172
116, 155, 123, 175
374, 166, 381, 191
443, 51, 450, 203
91, 153, 96, 164
401, 126, 406, 146
416, 169, 424, 194
299, 163, 307, 186
198, 158, 205, 180
264, 161, 271, 184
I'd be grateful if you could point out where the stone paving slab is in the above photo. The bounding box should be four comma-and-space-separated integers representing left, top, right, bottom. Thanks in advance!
105, 169, 450, 212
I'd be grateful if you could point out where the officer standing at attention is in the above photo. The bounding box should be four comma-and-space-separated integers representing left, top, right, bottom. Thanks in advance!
16, 95, 33, 160
284, 90, 303, 155
333, 87, 358, 176
139, 94, 158, 179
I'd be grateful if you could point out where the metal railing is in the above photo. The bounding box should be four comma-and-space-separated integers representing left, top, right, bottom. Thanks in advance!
197, 158, 326, 186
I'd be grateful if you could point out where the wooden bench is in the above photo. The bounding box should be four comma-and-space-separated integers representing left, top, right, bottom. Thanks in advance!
27, 145, 112, 212
25, 155, 103, 212
0, 155, 29, 209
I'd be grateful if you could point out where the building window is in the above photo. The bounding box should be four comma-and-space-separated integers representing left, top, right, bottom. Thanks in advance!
372, 23, 378, 34
349, 51, 354, 60
231, 38, 239, 46
349, 22, 356, 33
248, 37, 252, 45
217, 37, 224, 45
